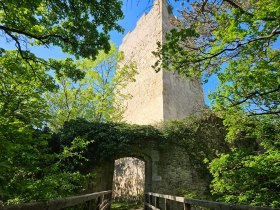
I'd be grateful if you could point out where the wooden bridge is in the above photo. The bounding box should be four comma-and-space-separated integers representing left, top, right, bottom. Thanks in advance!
1, 191, 278, 210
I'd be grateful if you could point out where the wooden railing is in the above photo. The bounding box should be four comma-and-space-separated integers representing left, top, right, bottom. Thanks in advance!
0, 190, 112, 210
144, 192, 279, 210
2, 191, 279, 210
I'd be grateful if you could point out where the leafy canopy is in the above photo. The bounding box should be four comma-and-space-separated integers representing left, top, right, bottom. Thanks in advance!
155, 0, 280, 139
0, 41, 138, 203
45, 43, 137, 131
0, 0, 124, 82
209, 148, 280, 207
154, 0, 280, 206
0, 0, 126, 202
0, 49, 93, 203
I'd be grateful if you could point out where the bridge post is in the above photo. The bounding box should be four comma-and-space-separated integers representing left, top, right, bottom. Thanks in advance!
164, 198, 170, 210
184, 203, 191, 210
155, 196, 160, 209
144, 194, 149, 210
96, 196, 101, 210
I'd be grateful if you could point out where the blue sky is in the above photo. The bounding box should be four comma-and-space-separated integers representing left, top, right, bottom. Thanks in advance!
109, 1, 186, 46
3, 1, 279, 107
1, 0, 217, 106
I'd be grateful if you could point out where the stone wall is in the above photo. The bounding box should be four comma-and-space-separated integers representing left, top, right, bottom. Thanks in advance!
112, 157, 145, 202
90, 145, 209, 201
154, 145, 208, 196
119, 0, 164, 125
119, 0, 204, 125
110, 0, 207, 202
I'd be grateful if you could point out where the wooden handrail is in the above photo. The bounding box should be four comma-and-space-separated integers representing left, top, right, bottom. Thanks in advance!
145, 192, 280, 210
0, 190, 112, 210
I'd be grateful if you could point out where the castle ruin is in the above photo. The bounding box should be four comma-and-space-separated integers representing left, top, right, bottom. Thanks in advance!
112, 0, 206, 202
119, 0, 204, 125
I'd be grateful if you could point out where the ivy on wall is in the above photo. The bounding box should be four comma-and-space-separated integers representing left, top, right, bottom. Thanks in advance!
5, 110, 276, 206
51, 111, 228, 173
50, 118, 163, 170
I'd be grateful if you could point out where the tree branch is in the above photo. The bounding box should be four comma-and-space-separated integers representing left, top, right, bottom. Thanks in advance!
247, 110, 280, 117
223, 0, 253, 17
223, 0, 276, 21
175, 26, 280, 65
0, 25, 72, 46
229, 85, 280, 107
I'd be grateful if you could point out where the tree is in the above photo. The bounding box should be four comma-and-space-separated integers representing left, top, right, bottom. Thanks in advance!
0, 51, 95, 202
0, 50, 52, 202
155, 0, 279, 140
0, 1, 124, 202
0, 0, 124, 82
154, 0, 280, 206
0, 50, 52, 162
45, 43, 137, 131
209, 148, 280, 207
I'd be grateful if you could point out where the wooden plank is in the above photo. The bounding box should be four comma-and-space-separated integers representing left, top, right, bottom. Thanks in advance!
99, 198, 111, 210
96, 196, 102, 210
155, 197, 159, 208
100, 201, 111, 210
0, 191, 112, 210
146, 193, 280, 210
144, 202, 160, 210
0, 203, 47, 210
147, 192, 184, 202
47, 191, 111, 210
184, 203, 191, 210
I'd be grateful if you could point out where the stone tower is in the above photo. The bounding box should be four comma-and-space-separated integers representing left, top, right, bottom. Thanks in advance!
119, 0, 204, 125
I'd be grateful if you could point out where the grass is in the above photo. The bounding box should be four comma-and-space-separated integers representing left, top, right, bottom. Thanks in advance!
111, 201, 143, 210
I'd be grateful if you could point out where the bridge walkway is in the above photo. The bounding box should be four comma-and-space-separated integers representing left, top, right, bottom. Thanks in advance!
0, 191, 279, 210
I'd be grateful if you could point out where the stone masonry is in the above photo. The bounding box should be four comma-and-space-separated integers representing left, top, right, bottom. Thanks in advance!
109, 0, 208, 205
119, 0, 204, 125
112, 157, 144, 201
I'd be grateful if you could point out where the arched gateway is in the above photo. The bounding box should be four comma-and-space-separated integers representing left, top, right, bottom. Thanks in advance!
88, 140, 208, 198
78, 121, 209, 198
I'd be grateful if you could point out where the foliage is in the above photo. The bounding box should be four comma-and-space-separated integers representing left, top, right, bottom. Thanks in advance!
208, 113, 280, 207
154, 0, 280, 206
177, 188, 199, 199
0, 50, 53, 125
159, 110, 228, 176
0, 49, 51, 199
0, 49, 92, 203
0, 51, 95, 202
209, 149, 280, 208
45, 43, 137, 131
0, 0, 123, 82
0, 2, 125, 202
52, 118, 163, 166
155, 0, 280, 141
1, 126, 93, 204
